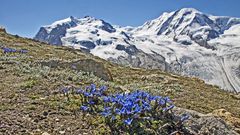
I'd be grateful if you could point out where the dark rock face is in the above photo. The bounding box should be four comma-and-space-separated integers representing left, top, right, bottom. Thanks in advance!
215, 17, 240, 32
192, 37, 216, 50
0, 27, 6, 33
115, 45, 138, 55
96, 39, 112, 45
120, 31, 131, 40
115, 44, 125, 51
34, 26, 64, 45
73, 40, 96, 49
236, 65, 240, 79
98, 20, 116, 33
125, 45, 138, 55
34, 27, 48, 43
179, 40, 192, 45
34, 20, 78, 45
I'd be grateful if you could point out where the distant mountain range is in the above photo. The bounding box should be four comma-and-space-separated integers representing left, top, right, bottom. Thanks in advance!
34, 8, 240, 92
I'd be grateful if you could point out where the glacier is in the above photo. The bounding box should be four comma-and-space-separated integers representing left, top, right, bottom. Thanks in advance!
34, 8, 240, 93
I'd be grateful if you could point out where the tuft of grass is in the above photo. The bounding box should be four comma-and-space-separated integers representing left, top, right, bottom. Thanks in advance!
20, 78, 38, 89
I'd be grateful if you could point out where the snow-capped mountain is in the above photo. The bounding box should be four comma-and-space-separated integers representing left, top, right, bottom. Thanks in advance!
34, 8, 240, 93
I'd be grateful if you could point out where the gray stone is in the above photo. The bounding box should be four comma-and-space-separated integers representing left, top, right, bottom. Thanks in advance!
173, 108, 238, 135
70, 59, 113, 81
39, 59, 113, 81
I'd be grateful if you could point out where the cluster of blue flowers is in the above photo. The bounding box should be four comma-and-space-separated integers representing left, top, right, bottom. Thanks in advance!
77, 84, 107, 111
62, 84, 190, 133
1, 47, 28, 54
100, 90, 175, 125
74, 84, 188, 127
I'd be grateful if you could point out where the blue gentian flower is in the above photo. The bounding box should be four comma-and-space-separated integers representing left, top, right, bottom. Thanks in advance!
80, 105, 89, 111
99, 85, 107, 92
120, 107, 127, 114
163, 104, 175, 112
111, 116, 116, 120
115, 108, 121, 115
3, 48, 10, 53
103, 96, 110, 102
134, 105, 141, 113
76, 89, 84, 94
100, 111, 111, 117
88, 100, 95, 105
164, 97, 172, 103
101, 107, 112, 117
148, 96, 155, 101
93, 91, 101, 96
126, 109, 133, 115
84, 92, 91, 97
90, 84, 96, 93
124, 118, 133, 125
180, 114, 189, 122
159, 99, 166, 105
19, 49, 28, 53
62, 87, 69, 94
104, 107, 111, 111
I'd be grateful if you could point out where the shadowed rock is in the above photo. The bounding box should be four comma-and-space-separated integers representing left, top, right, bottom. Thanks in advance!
0, 27, 6, 33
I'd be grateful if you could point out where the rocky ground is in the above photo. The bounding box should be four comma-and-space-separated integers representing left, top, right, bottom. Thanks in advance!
0, 29, 240, 134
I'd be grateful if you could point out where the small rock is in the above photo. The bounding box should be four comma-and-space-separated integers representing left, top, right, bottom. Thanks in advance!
173, 107, 238, 135
231, 94, 240, 100
115, 86, 128, 93
210, 109, 240, 133
59, 131, 65, 134
141, 76, 147, 81
33, 119, 39, 123
55, 118, 60, 122
43, 111, 48, 116
42, 132, 50, 135
68, 76, 73, 81
0, 27, 6, 33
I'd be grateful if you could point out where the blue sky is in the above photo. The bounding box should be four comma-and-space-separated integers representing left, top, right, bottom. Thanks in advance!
1, 0, 240, 37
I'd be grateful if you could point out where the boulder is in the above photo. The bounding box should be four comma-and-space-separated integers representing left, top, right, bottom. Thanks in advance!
173, 107, 238, 135
0, 27, 6, 33
39, 59, 113, 81
70, 59, 113, 81
210, 109, 240, 134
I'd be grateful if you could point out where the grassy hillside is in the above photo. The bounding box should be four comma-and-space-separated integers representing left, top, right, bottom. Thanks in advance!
0, 30, 239, 134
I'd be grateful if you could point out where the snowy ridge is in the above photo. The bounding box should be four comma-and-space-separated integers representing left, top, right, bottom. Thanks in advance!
34, 8, 240, 93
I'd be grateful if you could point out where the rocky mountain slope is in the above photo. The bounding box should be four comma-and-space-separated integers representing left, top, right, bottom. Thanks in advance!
1, 28, 240, 134
34, 8, 240, 92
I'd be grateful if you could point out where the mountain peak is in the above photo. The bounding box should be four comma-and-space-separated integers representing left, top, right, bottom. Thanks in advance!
83, 15, 94, 19
173, 8, 202, 20
135, 7, 223, 44
45, 16, 78, 29
81, 15, 97, 21
69, 16, 76, 20
177, 8, 200, 13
